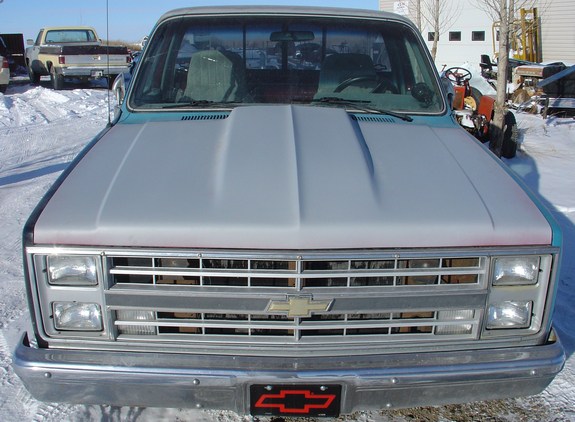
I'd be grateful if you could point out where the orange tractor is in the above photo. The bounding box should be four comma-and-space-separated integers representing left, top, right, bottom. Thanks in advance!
444, 66, 517, 159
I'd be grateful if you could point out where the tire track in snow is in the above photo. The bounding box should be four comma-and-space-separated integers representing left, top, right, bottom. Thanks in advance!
0, 123, 94, 181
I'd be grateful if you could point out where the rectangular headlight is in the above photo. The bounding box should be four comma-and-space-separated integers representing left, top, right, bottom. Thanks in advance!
492, 256, 540, 286
48, 255, 98, 286
486, 301, 532, 329
53, 302, 103, 331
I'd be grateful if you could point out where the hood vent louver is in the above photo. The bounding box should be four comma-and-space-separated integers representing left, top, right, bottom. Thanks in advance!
352, 115, 396, 124
181, 113, 229, 121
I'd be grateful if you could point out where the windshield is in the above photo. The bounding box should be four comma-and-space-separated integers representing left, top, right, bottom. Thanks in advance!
129, 15, 444, 114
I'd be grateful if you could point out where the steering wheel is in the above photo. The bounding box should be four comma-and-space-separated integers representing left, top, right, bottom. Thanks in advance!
334, 76, 378, 93
371, 79, 399, 94
443, 67, 472, 85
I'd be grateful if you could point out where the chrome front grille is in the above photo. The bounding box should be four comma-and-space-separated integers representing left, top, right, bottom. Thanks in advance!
104, 251, 487, 351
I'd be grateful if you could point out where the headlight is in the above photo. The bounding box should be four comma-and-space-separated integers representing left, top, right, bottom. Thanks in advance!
486, 301, 532, 329
53, 302, 103, 331
492, 256, 540, 286
482, 253, 554, 338
48, 255, 98, 286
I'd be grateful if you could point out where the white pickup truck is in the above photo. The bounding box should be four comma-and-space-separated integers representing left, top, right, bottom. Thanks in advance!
25, 26, 131, 89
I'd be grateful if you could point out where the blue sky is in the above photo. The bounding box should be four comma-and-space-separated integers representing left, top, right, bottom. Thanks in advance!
0, 0, 379, 43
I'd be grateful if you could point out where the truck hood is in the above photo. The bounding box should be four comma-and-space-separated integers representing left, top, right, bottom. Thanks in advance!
34, 105, 551, 249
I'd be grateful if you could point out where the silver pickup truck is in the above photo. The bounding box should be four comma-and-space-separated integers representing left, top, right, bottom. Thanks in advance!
25, 26, 131, 89
13, 6, 564, 418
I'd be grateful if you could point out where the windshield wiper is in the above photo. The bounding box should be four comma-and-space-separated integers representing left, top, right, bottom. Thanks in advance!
161, 100, 241, 109
312, 97, 413, 122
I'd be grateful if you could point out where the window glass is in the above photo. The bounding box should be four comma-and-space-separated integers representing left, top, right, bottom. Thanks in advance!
472, 31, 485, 41
44, 30, 97, 43
246, 24, 282, 69
245, 24, 322, 70
449, 31, 461, 42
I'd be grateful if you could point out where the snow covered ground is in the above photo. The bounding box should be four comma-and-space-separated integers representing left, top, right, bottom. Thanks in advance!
0, 82, 574, 421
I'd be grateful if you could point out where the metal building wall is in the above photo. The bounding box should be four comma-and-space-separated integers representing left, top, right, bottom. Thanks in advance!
539, 0, 575, 64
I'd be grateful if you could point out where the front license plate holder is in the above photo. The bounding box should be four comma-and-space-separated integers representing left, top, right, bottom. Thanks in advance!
250, 384, 341, 417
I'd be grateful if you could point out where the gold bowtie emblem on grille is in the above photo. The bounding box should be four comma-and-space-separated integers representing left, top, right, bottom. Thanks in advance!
267, 296, 333, 318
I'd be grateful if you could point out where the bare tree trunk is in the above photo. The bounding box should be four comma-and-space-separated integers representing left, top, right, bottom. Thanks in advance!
489, 0, 514, 156
430, 0, 440, 60
416, 0, 422, 31
431, 33, 439, 60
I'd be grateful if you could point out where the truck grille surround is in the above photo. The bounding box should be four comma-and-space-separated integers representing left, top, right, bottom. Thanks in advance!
29, 248, 555, 356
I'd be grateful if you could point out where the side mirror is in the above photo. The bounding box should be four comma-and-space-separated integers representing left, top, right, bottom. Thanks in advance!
26, 39, 34, 46
440, 76, 455, 110
112, 73, 126, 106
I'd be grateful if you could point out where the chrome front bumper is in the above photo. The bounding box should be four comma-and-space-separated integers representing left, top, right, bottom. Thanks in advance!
12, 331, 565, 414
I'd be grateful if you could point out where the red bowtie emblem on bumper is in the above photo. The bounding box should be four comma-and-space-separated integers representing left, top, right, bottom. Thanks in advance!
254, 389, 336, 414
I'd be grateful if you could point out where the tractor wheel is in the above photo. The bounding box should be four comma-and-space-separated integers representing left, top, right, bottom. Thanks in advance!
469, 87, 483, 111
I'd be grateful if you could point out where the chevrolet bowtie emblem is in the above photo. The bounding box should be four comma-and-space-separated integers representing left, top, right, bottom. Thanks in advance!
267, 296, 333, 318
